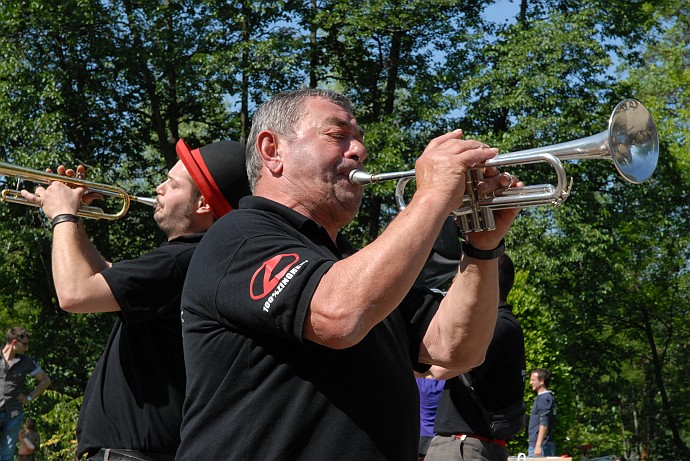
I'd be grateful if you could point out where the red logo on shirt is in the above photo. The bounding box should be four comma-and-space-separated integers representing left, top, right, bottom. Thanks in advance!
250, 253, 300, 300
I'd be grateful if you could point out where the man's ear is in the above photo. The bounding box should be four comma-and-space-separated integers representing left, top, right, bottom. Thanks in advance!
195, 194, 213, 216
256, 130, 284, 174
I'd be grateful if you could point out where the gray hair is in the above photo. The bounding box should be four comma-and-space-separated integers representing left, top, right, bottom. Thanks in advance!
246, 88, 355, 192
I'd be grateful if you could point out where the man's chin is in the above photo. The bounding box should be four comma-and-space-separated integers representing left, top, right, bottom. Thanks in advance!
153, 210, 163, 226
340, 195, 362, 218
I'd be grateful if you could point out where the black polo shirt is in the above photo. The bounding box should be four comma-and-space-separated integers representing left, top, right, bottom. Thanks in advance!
177, 196, 442, 461
76, 234, 203, 458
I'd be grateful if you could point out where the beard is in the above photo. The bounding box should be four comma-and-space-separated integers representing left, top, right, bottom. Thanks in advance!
153, 194, 198, 239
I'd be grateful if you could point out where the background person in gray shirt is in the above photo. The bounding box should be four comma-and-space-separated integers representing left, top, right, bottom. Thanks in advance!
0, 327, 51, 461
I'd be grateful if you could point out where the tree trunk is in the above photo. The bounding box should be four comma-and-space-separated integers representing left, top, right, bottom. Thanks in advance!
240, 0, 250, 144
384, 29, 402, 115
309, 0, 318, 88
164, 0, 180, 149
519, 0, 528, 24
123, 0, 176, 168
641, 307, 690, 458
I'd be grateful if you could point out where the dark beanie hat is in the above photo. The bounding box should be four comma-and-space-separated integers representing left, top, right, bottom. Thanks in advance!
176, 138, 251, 218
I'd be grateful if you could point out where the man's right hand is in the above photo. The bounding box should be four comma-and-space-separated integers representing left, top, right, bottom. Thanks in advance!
20, 164, 88, 219
53, 164, 103, 205
413, 129, 500, 217
413, 129, 520, 250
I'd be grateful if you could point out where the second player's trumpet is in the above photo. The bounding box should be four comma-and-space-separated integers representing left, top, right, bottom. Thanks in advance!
349, 99, 659, 232
0, 162, 156, 220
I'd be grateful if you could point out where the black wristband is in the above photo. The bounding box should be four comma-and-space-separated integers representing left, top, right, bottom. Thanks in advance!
51, 213, 79, 228
461, 238, 505, 260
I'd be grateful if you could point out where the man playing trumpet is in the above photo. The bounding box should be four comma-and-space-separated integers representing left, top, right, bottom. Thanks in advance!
21, 140, 249, 461
176, 88, 522, 461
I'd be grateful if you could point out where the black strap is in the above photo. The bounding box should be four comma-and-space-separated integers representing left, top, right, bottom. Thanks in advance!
461, 238, 505, 260
459, 373, 501, 439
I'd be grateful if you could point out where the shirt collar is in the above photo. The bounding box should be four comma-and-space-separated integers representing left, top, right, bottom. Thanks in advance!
166, 232, 205, 244
240, 196, 355, 258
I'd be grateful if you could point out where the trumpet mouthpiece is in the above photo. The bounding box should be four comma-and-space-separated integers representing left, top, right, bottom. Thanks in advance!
349, 170, 374, 186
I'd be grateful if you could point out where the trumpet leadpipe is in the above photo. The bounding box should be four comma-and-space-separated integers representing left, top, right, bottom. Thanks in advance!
348, 169, 416, 186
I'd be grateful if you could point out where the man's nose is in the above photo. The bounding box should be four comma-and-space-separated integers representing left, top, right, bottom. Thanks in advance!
155, 181, 167, 195
346, 140, 367, 163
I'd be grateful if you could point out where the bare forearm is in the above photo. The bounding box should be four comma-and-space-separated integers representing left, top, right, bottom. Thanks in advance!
421, 255, 498, 370
306, 194, 450, 348
29, 377, 51, 399
53, 221, 105, 288
75, 221, 111, 271
23, 371, 51, 403
52, 221, 117, 312
536, 424, 548, 448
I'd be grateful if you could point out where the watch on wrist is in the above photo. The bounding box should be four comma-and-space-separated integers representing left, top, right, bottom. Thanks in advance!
461, 238, 506, 260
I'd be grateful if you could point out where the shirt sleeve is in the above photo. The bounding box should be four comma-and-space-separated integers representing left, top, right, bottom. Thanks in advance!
26, 357, 41, 377
102, 243, 196, 325
213, 232, 337, 343
28, 367, 42, 377
538, 393, 555, 427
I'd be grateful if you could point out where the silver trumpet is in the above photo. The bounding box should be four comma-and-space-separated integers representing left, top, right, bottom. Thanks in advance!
349, 99, 659, 232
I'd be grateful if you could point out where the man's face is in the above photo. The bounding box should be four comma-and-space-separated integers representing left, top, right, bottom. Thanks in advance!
154, 160, 199, 239
14, 336, 29, 354
279, 97, 367, 227
530, 372, 542, 391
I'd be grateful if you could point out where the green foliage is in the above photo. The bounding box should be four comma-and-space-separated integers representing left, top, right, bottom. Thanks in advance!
34, 390, 82, 461
0, 0, 688, 459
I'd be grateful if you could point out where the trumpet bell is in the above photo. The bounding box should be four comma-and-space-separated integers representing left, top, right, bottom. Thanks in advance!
608, 99, 659, 184
495, 98, 659, 186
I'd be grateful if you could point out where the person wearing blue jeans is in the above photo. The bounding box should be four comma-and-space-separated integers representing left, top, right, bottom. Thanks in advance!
0, 327, 51, 461
528, 368, 557, 457
0, 409, 24, 461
